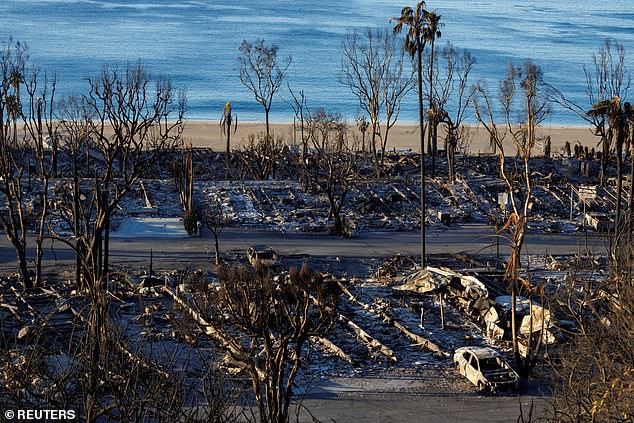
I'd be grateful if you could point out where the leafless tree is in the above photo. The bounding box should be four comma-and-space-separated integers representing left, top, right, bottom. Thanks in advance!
546, 39, 630, 186
238, 38, 291, 140
342, 28, 413, 174
200, 198, 226, 265
0, 39, 57, 289
56, 96, 93, 290
431, 42, 476, 183
287, 84, 309, 160
22, 68, 58, 288
203, 264, 338, 423
546, 258, 634, 422
473, 60, 550, 377
46, 63, 185, 419
587, 98, 632, 242
304, 109, 357, 236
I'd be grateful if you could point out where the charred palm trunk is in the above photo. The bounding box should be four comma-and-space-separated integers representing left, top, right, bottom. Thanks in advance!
225, 118, 232, 177
417, 48, 427, 266
226, 118, 231, 156
615, 132, 623, 231
601, 134, 609, 187
428, 40, 437, 179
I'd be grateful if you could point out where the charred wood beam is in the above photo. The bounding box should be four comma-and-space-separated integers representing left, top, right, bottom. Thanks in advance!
308, 292, 395, 362
162, 285, 266, 379
339, 313, 397, 362
337, 282, 447, 357
311, 336, 356, 365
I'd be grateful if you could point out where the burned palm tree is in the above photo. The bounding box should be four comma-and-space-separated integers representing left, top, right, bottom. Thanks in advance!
9, 66, 23, 146
220, 101, 237, 173
423, 10, 442, 178
393, 1, 430, 266
356, 115, 369, 152
588, 97, 632, 257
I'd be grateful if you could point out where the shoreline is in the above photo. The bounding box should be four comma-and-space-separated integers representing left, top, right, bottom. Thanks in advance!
181, 121, 597, 155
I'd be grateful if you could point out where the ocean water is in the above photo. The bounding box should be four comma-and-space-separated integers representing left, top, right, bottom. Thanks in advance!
0, 0, 631, 125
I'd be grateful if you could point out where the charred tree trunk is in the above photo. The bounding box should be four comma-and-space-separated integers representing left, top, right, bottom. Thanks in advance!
447, 139, 456, 184
615, 124, 625, 232
103, 208, 110, 284
17, 246, 32, 290
213, 233, 220, 265
601, 134, 609, 187
417, 49, 427, 267
72, 158, 83, 289
629, 140, 634, 225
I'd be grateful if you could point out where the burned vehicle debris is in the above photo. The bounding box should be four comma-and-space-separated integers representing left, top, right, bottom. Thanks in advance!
247, 246, 280, 268
454, 346, 519, 392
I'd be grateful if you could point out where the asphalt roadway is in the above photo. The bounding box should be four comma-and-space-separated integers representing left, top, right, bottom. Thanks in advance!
299, 392, 545, 423
0, 224, 605, 271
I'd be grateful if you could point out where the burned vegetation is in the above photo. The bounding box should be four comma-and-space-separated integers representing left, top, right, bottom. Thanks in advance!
0, 28, 632, 423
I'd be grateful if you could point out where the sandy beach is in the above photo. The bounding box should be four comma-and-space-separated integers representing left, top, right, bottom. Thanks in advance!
181, 121, 598, 155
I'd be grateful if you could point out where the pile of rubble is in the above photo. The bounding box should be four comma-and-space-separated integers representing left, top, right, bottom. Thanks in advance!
394, 265, 558, 357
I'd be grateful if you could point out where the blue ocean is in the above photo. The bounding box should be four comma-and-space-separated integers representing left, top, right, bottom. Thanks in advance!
0, 0, 631, 124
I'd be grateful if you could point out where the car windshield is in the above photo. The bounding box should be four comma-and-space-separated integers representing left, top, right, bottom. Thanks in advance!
479, 357, 502, 372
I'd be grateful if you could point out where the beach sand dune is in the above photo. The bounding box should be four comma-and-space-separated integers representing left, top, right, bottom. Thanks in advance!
181, 121, 598, 155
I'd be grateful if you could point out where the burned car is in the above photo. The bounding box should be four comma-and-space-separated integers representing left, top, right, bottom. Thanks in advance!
247, 246, 279, 268
454, 346, 519, 392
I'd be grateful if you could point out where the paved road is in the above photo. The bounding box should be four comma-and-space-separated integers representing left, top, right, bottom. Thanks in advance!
299, 393, 545, 423
0, 224, 604, 270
